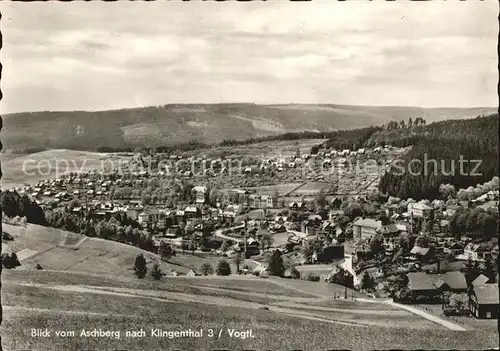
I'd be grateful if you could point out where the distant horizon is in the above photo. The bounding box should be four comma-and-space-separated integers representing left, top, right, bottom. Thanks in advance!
2, 102, 498, 116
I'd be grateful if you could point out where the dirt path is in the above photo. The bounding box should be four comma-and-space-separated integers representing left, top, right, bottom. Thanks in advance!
270, 301, 408, 316
8, 282, 368, 328
386, 301, 467, 331
283, 181, 308, 196
268, 278, 327, 298
187, 285, 318, 302
214, 225, 245, 243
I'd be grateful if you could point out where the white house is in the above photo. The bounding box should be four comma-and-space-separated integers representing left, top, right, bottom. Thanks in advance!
409, 202, 433, 218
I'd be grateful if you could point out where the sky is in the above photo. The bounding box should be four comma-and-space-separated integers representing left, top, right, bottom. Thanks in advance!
1, 1, 498, 114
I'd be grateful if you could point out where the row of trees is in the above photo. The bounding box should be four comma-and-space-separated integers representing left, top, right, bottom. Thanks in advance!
384, 117, 427, 131
464, 257, 497, 286
0, 191, 47, 225
379, 115, 499, 200
449, 207, 498, 240
45, 210, 156, 252
133, 254, 234, 279
456, 177, 499, 201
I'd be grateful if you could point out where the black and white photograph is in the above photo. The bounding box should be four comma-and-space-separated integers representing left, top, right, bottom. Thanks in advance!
0, 1, 498, 350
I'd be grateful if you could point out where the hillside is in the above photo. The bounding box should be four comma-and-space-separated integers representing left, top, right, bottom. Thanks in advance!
2, 225, 498, 350
377, 114, 499, 200
1, 223, 238, 276
2, 104, 495, 151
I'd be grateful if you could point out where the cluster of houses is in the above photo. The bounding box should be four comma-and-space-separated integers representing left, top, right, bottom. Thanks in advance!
9, 150, 498, 320
350, 195, 499, 265
405, 270, 498, 319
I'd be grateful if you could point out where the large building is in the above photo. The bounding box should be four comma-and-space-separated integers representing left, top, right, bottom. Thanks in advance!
249, 194, 277, 209
409, 202, 434, 218
352, 218, 382, 241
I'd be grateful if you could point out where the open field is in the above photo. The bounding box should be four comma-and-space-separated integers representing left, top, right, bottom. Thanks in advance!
2, 269, 499, 350
289, 181, 333, 196
2, 224, 498, 349
0, 149, 131, 189
243, 182, 303, 196
195, 138, 324, 159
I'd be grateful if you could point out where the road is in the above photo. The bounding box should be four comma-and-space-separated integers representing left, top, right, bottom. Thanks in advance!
214, 225, 246, 243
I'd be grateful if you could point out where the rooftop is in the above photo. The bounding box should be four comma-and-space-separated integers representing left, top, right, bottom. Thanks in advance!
407, 271, 467, 291
474, 284, 499, 304
353, 218, 382, 229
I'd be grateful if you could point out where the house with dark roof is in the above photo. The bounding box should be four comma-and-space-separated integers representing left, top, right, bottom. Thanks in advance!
469, 284, 499, 319
407, 271, 467, 298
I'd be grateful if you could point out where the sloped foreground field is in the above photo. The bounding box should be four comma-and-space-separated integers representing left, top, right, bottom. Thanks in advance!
2, 270, 498, 351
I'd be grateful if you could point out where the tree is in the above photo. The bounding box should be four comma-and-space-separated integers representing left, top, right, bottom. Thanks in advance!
481, 214, 497, 239
344, 203, 362, 219
328, 268, 354, 288
1, 252, 21, 269
416, 235, 429, 248
234, 252, 244, 273
133, 254, 147, 278
370, 236, 383, 256
220, 240, 230, 253
216, 260, 232, 276
315, 189, 327, 208
302, 239, 323, 263
200, 263, 214, 276
209, 187, 220, 206
259, 232, 273, 252
439, 184, 457, 200
295, 148, 301, 159
151, 262, 163, 280
290, 265, 301, 279
377, 213, 390, 226
159, 242, 174, 261
465, 258, 481, 285
483, 256, 496, 283
268, 250, 285, 277
141, 194, 152, 206
361, 271, 374, 290
449, 293, 467, 311
68, 199, 81, 212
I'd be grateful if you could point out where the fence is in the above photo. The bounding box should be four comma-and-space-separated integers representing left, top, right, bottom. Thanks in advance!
412, 304, 470, 325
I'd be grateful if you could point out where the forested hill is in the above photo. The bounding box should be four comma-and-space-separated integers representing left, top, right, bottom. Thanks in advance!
2, 104, 495, 151
377, 114, 499, 200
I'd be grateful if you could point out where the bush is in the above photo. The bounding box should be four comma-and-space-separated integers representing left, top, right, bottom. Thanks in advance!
200, 263, 214, 276
133, 254, 147, 278
35, 264, 43, 270
307, 273, 320, 282
151, 263, 163, 280
216, 260, 232, 276
1, 252, 21, 269
290, 266, 301, 279
2, 231, 14, 241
